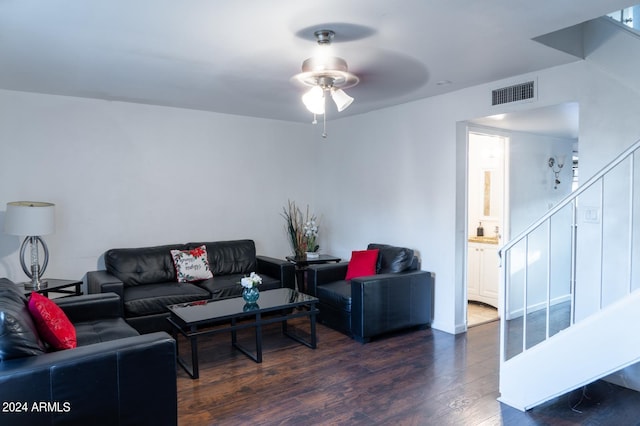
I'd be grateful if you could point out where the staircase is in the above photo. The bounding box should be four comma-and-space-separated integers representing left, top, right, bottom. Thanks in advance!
497, 138, 640, 411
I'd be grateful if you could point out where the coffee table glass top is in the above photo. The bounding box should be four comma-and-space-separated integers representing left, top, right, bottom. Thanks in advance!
168, 288, 317, 325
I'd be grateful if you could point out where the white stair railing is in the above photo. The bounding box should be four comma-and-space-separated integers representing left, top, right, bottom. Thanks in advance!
607, 6, 640, 33
499, 138, 640, 363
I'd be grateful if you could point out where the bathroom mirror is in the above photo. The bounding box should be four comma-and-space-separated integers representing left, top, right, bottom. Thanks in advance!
484, 170, 492, 217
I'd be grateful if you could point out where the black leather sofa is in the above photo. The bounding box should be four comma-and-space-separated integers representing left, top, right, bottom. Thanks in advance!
307, 243, 435, 343
87, 239, 295, 333
0, 278, 177, 426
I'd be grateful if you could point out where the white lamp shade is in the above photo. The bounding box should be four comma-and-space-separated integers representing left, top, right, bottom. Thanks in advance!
331, 88, 354, 112
5, 201, 55, 236
302, 86, 325, 115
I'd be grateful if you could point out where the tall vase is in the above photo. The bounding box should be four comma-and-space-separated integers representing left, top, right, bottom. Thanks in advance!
242, 286, 260, 303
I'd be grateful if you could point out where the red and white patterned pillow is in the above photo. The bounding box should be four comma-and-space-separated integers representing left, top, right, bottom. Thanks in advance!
170, 245, 213, 282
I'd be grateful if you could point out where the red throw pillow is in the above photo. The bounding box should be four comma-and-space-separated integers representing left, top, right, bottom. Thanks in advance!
28, 292, 77, 350
345, 249, 379, 280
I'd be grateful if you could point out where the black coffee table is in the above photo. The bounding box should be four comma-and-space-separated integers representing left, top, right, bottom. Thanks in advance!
167, 288, 318, 379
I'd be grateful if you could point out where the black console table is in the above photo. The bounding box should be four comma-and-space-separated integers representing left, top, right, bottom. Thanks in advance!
21, 278, 83, 298
286, 254, 341, 294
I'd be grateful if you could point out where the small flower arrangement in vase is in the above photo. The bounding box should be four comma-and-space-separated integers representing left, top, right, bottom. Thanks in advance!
304, 218, 319, 258
282, 200, 320, 259
240, 272, 262, 303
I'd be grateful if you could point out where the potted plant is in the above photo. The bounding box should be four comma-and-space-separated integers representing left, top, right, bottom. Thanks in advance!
282, 200, 320, 259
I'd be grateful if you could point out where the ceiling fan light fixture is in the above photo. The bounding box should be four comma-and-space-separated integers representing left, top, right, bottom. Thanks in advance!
294, 57, 359, 89
331, 88, 354, 112
302, 86, 325, 115
292, 29, 360, 136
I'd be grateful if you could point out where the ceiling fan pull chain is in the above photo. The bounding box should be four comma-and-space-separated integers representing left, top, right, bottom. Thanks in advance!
322, 100, 328, 138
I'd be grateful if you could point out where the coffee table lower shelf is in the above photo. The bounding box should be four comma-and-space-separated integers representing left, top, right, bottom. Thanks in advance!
168, 291, 318, 379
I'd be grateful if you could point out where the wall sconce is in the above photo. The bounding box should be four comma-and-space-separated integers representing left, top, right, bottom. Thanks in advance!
548, 156, 565, 190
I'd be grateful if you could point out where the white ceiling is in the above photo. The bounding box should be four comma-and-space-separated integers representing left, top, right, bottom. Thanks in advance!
471, 102, 580, 140
0, 1, 634, 124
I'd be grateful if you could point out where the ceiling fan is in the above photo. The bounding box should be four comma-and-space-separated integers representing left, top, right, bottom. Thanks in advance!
292, 29, 360, 137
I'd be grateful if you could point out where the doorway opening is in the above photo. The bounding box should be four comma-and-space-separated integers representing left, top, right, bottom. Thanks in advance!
466, 130, 507, 327
459, 102, 579, 332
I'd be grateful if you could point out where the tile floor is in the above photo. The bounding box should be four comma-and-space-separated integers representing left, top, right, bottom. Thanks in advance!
467, 301, 499, 327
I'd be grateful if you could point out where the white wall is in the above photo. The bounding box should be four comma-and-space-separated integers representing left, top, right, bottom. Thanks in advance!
314, 100, 461, 332
508, 132, 575, 236
313, 59, 640, 334
505, 131, 575, 316
0, 90, 315, 284
573, 21, 640, 321
310, 70, 572, 333
1, 39, 639, 335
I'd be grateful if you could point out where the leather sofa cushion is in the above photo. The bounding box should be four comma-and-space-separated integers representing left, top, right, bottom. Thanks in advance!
123, 282, 209, 318
75, 318, 140, 346
187, 240, 257, 276
106, 244, 187, 287
318, 301, 352, 336
0, 278, 47, 360
317, 280, 352, 313
0, 277, 29, 305
195, 273, 281, 299
317, 280, 352, 335
105, 240, 261, 288
368, 243, 415, 274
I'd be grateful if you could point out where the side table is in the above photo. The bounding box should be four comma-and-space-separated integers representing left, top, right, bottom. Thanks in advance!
22, 278, 83, 298
286, 254, 341, 294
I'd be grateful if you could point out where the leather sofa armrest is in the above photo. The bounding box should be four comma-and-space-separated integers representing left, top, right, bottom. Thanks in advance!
256, 255, 296, 289
350, 270, 435, 342
87, 270, 124, 298
55, 292, 124, 322
307, 262, 349, 296
0, 332, 177, 426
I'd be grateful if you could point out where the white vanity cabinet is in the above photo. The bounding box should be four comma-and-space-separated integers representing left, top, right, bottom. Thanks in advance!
467, 241, 499, 308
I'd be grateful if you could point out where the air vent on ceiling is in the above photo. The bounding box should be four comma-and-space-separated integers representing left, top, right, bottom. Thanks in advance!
492, 81, 535, 106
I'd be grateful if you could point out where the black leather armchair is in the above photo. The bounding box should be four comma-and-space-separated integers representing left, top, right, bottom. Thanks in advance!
307, 244, 434, 343
0, 279, 177, 426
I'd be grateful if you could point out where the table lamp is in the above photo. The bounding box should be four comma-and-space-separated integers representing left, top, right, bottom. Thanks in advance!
4, 201, 55, 289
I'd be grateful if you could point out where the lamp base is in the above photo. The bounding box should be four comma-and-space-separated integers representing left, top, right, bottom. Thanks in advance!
18, 236, 50, 290
23, 279, 48, 290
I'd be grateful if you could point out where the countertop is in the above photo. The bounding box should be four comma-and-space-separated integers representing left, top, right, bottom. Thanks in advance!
468, 236, 500, 245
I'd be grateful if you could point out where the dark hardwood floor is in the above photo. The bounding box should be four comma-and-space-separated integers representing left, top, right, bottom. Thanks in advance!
177, 317, 640, 425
